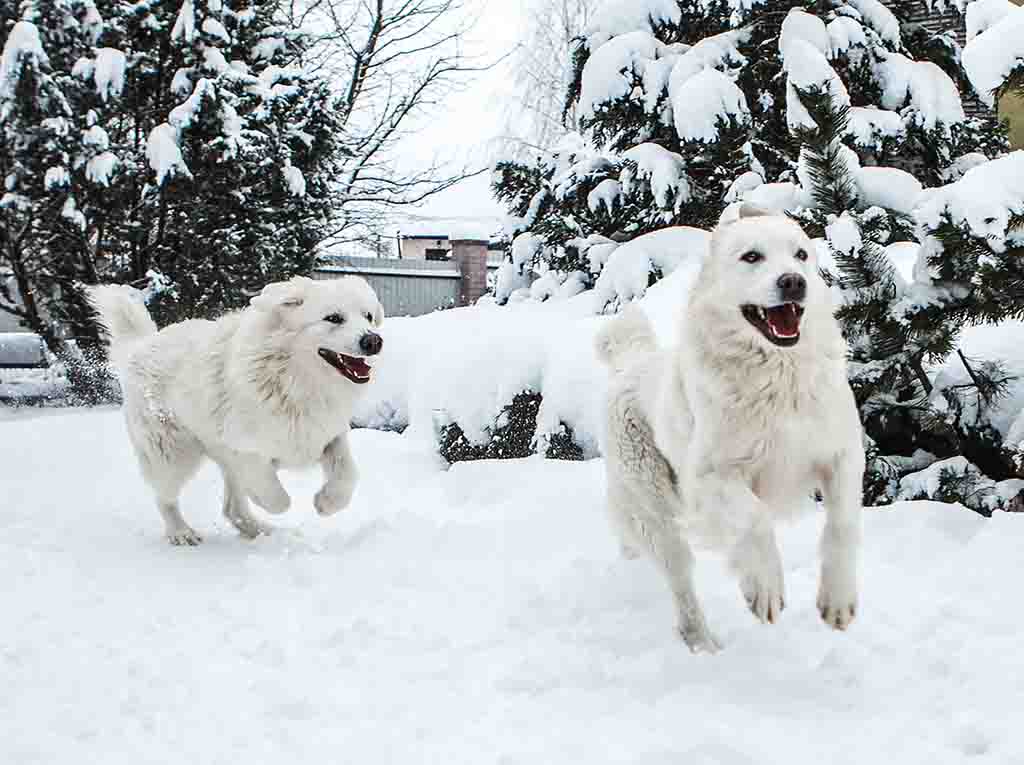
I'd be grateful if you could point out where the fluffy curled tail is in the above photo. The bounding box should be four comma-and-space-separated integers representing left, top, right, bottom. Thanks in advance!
88, 285, 157, 367
594, 304, 657, 370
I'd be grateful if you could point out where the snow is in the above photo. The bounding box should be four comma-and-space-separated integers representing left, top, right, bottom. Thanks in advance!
43, 166, 69, 190
621, 143, 690, 211
915, 151, 1024, 252
826, 16, 868, 58
169, 78, 216, 130
856, 166, 923, 215
587, 178, 621, 214
667, 29, 748, 90
171, 67, 192, 96
85, 151, 119, 186
281, 162, 306, 197
845, 0, 901, 44
846, 106, 904, 150
877, 53, 965, 129
202, 17, 230, 43
0, 21, 48, 107
584, 0, 681, 49
965, 0, 1016, 41
962, 6, 1024, 106
94, 48, 126, 102
0, 332, 46, 366
782, 39, 849, 132
146, 123, 191, 185
171, 0, 196, 43
825, 212, 863, 258
594, 226, 709, 311
4, 408, 1024, 763
779, 8, 830, 60
672, 68, 749, 143
578, 31, 663, 120
724, 170, 763, 203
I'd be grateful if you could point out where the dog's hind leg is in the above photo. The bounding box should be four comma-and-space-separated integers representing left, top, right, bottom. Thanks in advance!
218, 462, 273, 539
730, 524, 785, 625
132, 423, 204, 546
606, 477, 642, 560
643, 516, 721, 654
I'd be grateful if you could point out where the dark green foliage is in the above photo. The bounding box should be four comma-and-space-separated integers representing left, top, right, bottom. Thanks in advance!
438, 390, 584, 464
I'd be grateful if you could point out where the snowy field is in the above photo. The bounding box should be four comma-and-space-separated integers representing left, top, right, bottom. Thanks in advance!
3, 407, 1023, 764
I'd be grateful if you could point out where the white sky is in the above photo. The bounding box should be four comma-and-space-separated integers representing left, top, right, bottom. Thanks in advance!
390, 0, 529, 232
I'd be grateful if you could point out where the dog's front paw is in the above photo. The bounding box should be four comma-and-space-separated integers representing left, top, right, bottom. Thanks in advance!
817, 567, 858, 630
741, 572, 786, 625
314, 478, 355, 516
167, 526, 203, 546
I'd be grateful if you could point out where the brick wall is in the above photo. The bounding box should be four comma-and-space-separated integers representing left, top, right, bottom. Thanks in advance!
450, 240, 489, 307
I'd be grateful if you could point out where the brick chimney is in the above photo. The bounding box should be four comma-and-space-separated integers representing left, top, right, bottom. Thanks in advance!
450, 239, 489, 307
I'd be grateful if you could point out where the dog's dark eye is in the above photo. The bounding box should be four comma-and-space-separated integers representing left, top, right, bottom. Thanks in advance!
324, 313, 345, 324
364, 312, 374, 324
740, 251, 763, 264
795, 249, 809, 262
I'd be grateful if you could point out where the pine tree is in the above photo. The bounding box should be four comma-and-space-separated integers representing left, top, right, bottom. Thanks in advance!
492, 0, 1024, 508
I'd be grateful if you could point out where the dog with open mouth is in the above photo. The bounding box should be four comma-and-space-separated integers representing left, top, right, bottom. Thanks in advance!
89, 275, 384, 545
596, 204, 865, 652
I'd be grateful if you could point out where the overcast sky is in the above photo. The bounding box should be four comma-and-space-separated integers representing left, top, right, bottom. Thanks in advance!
391, 1, 530, 230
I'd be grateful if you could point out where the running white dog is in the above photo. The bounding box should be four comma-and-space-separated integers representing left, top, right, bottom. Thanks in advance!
90, 276, 384, 545
597, 205, 864, 652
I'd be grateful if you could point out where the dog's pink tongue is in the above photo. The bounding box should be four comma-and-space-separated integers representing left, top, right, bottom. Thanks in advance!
766, 304, 800, 337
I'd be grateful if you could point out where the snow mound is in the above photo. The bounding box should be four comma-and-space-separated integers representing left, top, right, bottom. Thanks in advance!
783, 39, 850, 132
857, 167, 923, 215
147, 124, 191, 185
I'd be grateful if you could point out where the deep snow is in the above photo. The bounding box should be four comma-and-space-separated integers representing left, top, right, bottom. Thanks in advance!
3, 407, 1023, 764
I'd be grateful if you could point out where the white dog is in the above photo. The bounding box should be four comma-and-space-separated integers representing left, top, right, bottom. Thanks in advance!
90, 275, 384, 545
596, 205, 864, 652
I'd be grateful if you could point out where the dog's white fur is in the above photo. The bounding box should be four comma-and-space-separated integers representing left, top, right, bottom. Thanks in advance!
90, 276, 384, 545
597, 208, 865, 652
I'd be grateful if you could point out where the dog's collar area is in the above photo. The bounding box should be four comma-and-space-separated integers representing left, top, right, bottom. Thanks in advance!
741, 304, 804, 347
317, 348, 372, 384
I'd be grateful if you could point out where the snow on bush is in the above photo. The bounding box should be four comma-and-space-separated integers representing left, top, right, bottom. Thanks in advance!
578, 31, 663, 120
584, 0, 681, 49
0, 21, 48, 111
963, 5, 1024, 106
621, 143, 690, 210
355, 229, 710, 454
965, 0, 1017, 41
877, 52, 965, 129
146, 123, 191, 185
672, 68, 749, 142
915, 150, 1024, 250
846, 106, 904, 150
856, 166, 923, 214
94, 48, 126, 102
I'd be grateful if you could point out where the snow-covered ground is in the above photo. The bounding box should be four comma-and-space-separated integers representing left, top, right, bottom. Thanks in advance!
3, 407, 1023, 764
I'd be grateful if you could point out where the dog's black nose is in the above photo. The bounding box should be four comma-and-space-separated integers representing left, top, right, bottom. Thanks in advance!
360, 332, 383, 356
777, 272, 807, 302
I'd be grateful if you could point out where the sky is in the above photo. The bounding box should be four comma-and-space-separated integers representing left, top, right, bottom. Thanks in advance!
389, 0, 530, 237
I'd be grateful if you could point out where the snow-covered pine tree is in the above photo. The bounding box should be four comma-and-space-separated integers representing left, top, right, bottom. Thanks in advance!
492, 0, 1024, 508
104, 0, 342, 324
1, 1, 342, 341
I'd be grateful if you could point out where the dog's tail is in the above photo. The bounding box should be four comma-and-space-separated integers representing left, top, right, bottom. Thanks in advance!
88, 285, 157, 363
595, 304, 657, 370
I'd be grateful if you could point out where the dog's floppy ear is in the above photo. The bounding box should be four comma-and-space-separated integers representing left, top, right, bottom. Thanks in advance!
738, 202, 772, 219
250, 277, 311, 312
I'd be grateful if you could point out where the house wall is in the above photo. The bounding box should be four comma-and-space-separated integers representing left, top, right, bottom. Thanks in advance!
399, 237, 450, 260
